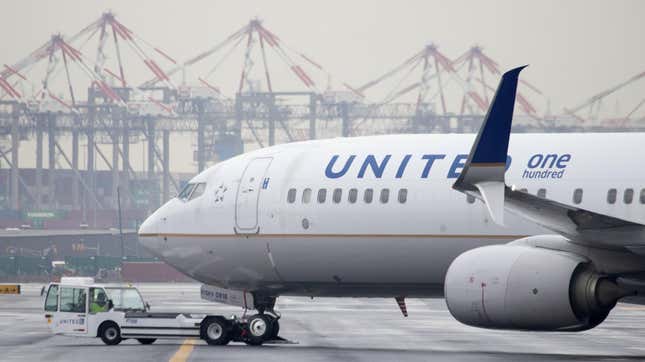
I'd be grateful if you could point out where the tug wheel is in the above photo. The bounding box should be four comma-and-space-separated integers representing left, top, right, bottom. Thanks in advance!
99, 322, 122, 345
137, 338, 156, 344
201, 317, 231, 346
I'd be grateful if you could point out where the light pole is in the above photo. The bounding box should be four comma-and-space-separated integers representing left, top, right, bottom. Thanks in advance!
117, 186, 125, 258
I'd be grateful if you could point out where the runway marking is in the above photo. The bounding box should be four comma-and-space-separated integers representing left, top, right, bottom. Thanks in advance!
169, 338, 195, 362
617, 306, 645, 311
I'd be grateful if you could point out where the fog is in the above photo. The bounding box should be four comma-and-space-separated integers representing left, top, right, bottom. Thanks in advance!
1, 0, 643, 172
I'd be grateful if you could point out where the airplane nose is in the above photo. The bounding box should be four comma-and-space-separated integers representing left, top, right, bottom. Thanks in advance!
139, 213, 160, 236
139, 199, 176, 237
138, 209, 165, 255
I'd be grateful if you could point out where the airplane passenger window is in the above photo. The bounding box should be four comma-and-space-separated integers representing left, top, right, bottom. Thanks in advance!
537, 188, 547, 198
572, 188, 583, 204
641, 189, 645, 204
348, 188, 358, 204
302, 188, 312, 204
607, 188, 617, 204
364, 189, 373, 204
398, 189, 408, 204
189, 183, 206, 200
380, 189, 390, 204
177, 183, 196, 200
624, 188, 634, 204
287, 188, 297, 204
333, 188, 342, 204
317, 189, 327, 203
466, 194, 476, 204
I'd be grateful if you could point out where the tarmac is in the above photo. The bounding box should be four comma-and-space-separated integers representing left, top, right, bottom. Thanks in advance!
2, 283, 645, 362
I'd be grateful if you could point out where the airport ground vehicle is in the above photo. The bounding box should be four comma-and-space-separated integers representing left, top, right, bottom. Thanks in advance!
43, 278, 282, 346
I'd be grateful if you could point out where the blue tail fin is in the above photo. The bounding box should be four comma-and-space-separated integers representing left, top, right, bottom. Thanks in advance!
468, 65, 526, 166
453, 65, 527, 225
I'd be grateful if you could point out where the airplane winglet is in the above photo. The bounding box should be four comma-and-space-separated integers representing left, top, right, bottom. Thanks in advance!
474, 181, 506, 225
453, 65, 527, 225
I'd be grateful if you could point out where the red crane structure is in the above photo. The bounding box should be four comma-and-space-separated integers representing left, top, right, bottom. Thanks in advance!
356, 44, 459, 115
352, 44, 546, 134
0, 12, 180, 222
0, 12, 178, 113
143, 18, 357, 98
143, 18, 360, 146
0, 11, 641, 227
357, 44, 546, 115
452, 46, 543, 118
565, 70, 645, 128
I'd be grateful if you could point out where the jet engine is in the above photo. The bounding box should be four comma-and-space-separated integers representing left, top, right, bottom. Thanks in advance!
444, 245, 626, 331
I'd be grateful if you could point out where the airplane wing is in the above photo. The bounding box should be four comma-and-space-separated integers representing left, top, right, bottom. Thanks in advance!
452, 66, 645, 251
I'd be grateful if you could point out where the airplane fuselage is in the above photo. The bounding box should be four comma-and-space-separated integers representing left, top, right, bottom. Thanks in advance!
138, 133, 645, 298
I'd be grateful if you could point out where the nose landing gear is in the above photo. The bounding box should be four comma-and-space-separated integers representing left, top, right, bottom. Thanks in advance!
243, 314, 274, 345
200, 313, 288, 346
199, 296, 292, 346
242, 298, 284, 345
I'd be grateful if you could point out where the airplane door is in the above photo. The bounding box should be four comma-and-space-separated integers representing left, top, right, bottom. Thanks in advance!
235, 157, 273, 232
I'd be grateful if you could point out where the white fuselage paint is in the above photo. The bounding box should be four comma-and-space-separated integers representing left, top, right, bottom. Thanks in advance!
138, 133, 645, 297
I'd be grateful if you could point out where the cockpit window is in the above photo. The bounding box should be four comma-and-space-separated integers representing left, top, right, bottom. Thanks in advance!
190, 183, 206, 200
177, 182, 206, 201
178, 183, 196, 200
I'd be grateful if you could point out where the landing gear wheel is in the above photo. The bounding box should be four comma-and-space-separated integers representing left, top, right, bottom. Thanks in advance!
99, 322, 122, 345
137, 338, 156, 345
244, 314, 271, 346
201, 317, 230, 346
267, 316, 280, 340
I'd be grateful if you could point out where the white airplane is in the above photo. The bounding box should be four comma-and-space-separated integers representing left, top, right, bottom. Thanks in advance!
138, 66, 645, 341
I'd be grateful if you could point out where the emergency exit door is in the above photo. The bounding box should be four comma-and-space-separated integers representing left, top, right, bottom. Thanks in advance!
235, 157, 272, 232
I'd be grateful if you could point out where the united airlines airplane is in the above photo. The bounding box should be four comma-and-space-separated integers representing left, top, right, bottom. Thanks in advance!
138, 66, 645, 342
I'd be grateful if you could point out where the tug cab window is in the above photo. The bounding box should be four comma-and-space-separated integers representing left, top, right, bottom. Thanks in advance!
44, 284, 59, 312
641, 189, 645, 204
89, 288, 109, 313
105, 287, 145, 311
59, 286, 87, 313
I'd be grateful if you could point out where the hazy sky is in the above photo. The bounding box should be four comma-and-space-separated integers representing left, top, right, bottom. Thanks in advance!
2, 0, 644, 108
1, 0, 644, 173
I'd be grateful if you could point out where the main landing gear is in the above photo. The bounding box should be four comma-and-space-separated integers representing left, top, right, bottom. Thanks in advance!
200, 297, 290, 346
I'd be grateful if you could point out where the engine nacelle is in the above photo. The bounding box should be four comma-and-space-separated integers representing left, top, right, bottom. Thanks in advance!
444, 245, 624, 331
